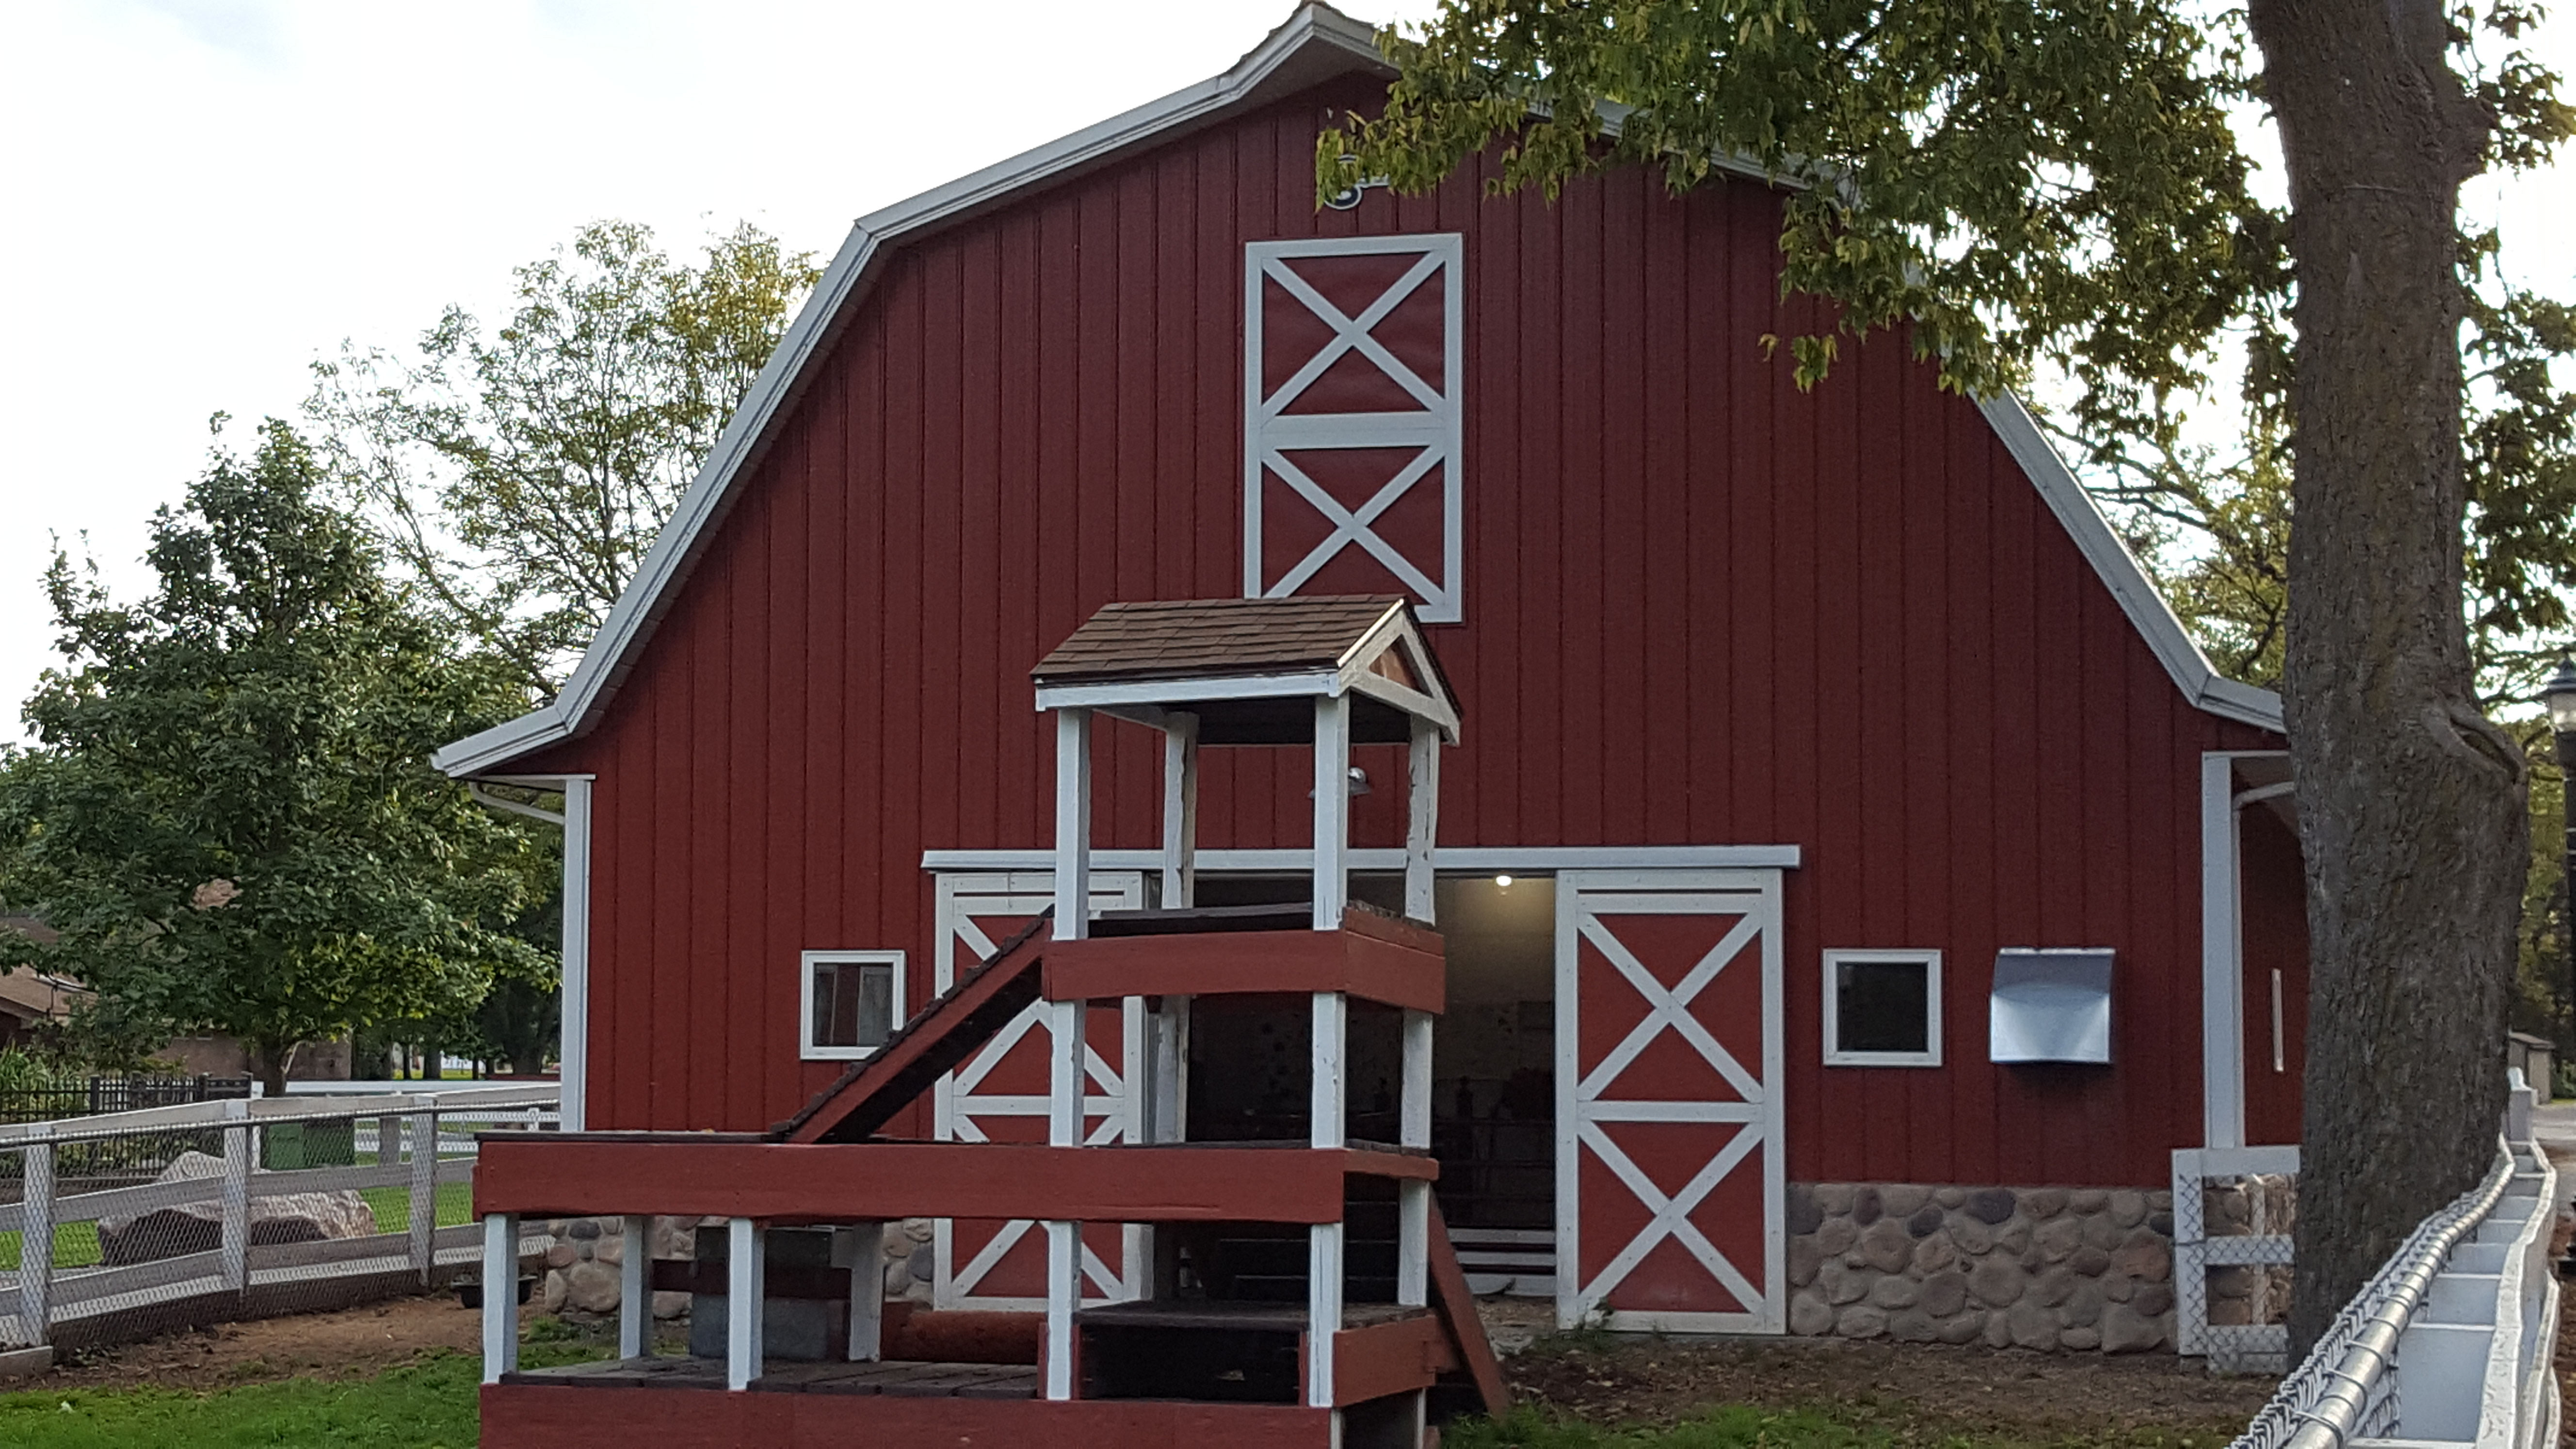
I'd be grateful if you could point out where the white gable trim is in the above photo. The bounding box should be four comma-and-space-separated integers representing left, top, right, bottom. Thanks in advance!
433, 5, 2280, 778
434, 4, 1387, 779
1976, 393, 2284, 733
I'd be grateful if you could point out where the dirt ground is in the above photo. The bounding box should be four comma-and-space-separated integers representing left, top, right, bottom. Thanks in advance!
1492, 1323, 2278, 1439
39, 1293, 502, 1392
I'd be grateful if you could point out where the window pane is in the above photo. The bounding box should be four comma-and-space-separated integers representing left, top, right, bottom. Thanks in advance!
813, 960, 895, 1049
1836, 959, 1930, 1055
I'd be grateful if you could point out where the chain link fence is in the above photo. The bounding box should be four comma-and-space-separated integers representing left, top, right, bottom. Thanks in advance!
0, 1085, 554, 1351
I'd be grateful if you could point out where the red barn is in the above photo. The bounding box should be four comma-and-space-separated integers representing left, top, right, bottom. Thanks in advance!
442, 3, 2310, 1366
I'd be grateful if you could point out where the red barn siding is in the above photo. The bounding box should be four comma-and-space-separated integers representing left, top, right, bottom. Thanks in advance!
528, 79, 2281, 1186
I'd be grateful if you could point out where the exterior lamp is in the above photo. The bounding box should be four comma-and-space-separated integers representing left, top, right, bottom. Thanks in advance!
2544, 657, 2576, 1061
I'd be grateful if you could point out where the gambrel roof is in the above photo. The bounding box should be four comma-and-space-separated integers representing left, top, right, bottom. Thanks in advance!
431, 3, 2279, 780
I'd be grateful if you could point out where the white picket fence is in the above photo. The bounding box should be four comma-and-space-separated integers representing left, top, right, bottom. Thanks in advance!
0, 1085, 556, 1348
2222, 1077, 2560, 1449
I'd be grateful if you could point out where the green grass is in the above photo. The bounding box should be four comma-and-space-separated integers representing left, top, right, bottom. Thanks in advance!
0, 1343, 608, 1449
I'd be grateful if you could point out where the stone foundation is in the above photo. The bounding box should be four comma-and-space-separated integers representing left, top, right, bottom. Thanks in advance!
1786, 1183, 2176, 1353
531, 1215, 937, 1318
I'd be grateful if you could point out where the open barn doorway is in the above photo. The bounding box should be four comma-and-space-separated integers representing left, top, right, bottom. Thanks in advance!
1180, 871, 1559, 1297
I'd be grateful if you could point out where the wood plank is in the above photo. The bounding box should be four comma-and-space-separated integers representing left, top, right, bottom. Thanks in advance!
475, 1140, 1424, 1221
1043, 926, 1444, 1014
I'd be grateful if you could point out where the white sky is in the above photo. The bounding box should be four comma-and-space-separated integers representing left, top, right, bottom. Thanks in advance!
0, 0, 2569, 745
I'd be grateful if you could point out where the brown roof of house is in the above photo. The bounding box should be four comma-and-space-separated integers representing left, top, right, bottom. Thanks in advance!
1031, 596, 1406, 685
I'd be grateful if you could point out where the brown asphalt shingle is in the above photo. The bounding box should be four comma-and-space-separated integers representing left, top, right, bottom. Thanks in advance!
1031, 596, 1407, 685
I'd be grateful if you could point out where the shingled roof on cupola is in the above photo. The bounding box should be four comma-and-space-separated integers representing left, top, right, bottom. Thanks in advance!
1030, 595, 1458, 746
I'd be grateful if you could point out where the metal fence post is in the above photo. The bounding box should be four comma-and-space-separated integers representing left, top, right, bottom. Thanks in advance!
221, 1101, 250, 1294
19, 1139, 55, 1345
409, 1109, 437, 1281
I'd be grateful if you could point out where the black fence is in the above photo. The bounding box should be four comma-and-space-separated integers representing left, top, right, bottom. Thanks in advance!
0, 1074, 255, 1127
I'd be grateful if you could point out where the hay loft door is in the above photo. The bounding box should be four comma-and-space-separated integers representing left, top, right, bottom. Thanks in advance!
931, 870, 1146, 1309
1556, 869, 1786, 1334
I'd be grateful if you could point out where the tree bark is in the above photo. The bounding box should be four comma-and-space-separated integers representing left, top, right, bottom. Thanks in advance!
2246, 0, 2528, 1355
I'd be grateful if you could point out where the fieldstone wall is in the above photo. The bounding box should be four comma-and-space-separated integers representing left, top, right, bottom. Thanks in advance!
1787, 1182, 2176, 1353
532, 1215, 937, 1318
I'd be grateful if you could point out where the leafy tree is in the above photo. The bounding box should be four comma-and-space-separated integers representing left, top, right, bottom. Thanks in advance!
309, 220, 822, 698
0, 421, 550, 1094
1327, 0, 2571, 1349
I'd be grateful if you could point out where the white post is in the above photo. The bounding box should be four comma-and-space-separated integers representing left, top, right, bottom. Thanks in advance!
2199, 754, 2247, 1151
1398, 1007, 1433, 1306
1306, 1218, 1343, 1407
1055, 708, 1093, 942
481, 1212, 519, 1384
1312, 694, 1350, 931
408, 1109, 437, 1281
221, 1103, 250, 1293
726, 1216, 765, 1390
618, 1215, 651, 1359
1044, 1219, 1081, 1401
17, 1140, 52, 1345
1161, 712, 1199, 910
1404, 716, 1440, 923
1308, 985, 1348, 1404
835, 1223, 884, 1362
559, 776, 594, 1132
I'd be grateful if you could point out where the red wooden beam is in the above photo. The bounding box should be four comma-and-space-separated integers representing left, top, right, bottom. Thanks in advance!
1044, 923, 1444, 1014
474, 1139, 1433, 1222
1325, 1313, 1451, 1406
480, 1386, 1336, 1449
1427, 1198, 1511, 1419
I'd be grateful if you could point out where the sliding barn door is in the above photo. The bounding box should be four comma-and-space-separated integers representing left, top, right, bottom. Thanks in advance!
931, 871, 1145, 1309
1556, 870, 1785, 1333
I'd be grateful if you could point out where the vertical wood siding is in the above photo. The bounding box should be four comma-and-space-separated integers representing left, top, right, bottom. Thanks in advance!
532, 78, 2284, 1185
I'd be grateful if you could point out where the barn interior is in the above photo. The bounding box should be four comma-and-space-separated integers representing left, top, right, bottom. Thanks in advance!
1182, 870, 1556, 1292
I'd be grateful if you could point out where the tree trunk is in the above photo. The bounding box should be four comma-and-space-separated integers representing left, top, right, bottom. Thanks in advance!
254, 1040, 294, 1099
2246, 0, 2527, 1355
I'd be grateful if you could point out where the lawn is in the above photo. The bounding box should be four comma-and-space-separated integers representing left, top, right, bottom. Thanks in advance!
0, 1342, 604, 1449
0, 1370, 2237, 1449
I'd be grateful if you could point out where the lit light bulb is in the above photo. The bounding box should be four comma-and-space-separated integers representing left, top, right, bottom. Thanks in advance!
1494, 874, 1513, 888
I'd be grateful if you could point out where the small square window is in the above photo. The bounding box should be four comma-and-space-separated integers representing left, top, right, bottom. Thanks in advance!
1822, 950, 1942, 1067
801, 950, 904, 1060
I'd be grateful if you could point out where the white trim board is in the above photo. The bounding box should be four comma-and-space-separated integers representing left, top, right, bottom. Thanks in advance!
919, 845, 1802, 873
431, 7, 2282, 782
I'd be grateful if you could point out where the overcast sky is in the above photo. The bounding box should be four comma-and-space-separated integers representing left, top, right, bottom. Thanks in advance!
1, 0, 2569, 746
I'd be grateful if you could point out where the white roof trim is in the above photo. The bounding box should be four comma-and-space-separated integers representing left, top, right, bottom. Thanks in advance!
1976, 392, 2284, 734
434, 4, 2279, 777
434, 4, 1386, 779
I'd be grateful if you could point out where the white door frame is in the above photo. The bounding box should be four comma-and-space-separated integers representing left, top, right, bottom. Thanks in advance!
1555, 868, 1787, 1335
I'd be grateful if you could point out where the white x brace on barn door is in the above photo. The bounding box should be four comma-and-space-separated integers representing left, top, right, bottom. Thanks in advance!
931, 871, 1145, 1309
1556, 870, 1786, 1334
1244, 233, 1464, 622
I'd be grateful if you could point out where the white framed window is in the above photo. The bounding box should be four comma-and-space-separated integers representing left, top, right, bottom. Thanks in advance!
800, 950, 904, 1060
1821, 950, 1942, 1067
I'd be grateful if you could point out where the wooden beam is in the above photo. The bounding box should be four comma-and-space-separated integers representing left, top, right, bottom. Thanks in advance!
1043, 926, 1445, 1015
1405, 716, 1439, 923
1055, 708, 1093, 943
1311, 694, 1347, 932
474, 1140, 1434, 1222
1161, 712, 1198, 910
727, 1217, 765, 1390
1328, 1312, 1449, 1406
481, 1213, 518, 1385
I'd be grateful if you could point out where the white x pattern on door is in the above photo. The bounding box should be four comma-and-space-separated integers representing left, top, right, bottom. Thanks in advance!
1557, 871, 1786, 1335
931, 871, 1144, 1309
1243, 233, 1464, 622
